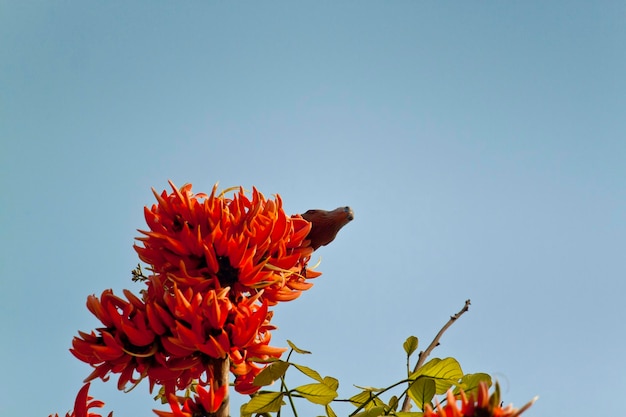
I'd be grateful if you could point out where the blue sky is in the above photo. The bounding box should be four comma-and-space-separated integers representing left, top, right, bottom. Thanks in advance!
2, 2, 625, 416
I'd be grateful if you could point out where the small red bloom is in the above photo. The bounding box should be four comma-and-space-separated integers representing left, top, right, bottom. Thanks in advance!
154, 380, 228, 417
49, 383, 112, 417
424, 382, 536, 417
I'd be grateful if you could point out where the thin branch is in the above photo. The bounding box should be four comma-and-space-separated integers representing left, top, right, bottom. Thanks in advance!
413, 299, 471, 374
400, 299, 471, 413
280, 374, 298, 417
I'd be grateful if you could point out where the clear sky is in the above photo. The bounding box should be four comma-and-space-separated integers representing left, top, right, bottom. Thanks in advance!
2, 2, 625, 416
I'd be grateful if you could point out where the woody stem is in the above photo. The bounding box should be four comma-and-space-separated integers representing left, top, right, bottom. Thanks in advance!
214, 356, 230, 417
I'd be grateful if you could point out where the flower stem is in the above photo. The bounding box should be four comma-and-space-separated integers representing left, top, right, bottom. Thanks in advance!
215, 357, 230, 417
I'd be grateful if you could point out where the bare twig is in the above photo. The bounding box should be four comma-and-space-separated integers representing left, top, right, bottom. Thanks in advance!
413, 299, 471, 374
400, 299, 471, 412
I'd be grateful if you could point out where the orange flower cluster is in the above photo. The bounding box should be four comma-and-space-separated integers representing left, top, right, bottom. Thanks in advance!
49, 383, 112, 417
424, 382, 535, 417
71, 182, 327, 414
135, 181, 318, 304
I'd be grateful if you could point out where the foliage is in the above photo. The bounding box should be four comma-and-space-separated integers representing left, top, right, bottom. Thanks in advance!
240, 339, 493, 417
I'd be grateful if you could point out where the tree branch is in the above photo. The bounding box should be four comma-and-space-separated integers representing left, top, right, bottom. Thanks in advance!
400, 299, 471, 412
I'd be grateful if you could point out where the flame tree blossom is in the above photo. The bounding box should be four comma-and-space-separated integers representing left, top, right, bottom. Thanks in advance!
49, 383, 112, 417
134, 181, 320, 304
153, 382, 229, 417
71, 285, 283, 395
424, 381, 536, 417
71, 181, 328, 414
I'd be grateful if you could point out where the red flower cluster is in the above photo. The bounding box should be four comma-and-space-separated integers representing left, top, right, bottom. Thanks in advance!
424, 382, 535, 417
135, 182, 319, 304
71, 182, 329, 414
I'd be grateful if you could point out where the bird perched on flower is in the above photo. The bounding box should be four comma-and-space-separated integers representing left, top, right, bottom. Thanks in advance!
301, 206, 354, 250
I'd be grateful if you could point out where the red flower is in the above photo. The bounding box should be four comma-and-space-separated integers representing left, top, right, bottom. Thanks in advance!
49, 383, 112, 417
424, 382, 536, 417
153, 380, 228, 417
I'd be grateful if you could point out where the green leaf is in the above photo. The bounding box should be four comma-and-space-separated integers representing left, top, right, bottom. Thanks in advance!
388, 395, 399, 412
293, 363, 323, 382
353, 405, 386, 417
403, 336, 419, 356
325, 404, 337, 417
323, 376, 339, 391
395, 412, 424, 417
454, 373, 492, 396
353, 385, 384, 392
411, 357, 463, 394
349, 389, 385, 410
408, 377, 436, 410
253, 360, 290, 387
349, 390, 374, 407
490, 381, 502, 409
287, 340, 311, 354
241, 392, 284, 414
295, 382, 338, 405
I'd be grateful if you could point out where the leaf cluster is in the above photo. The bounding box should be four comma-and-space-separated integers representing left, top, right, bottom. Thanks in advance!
240, 338, 492, 417
241, 341, 339, 417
